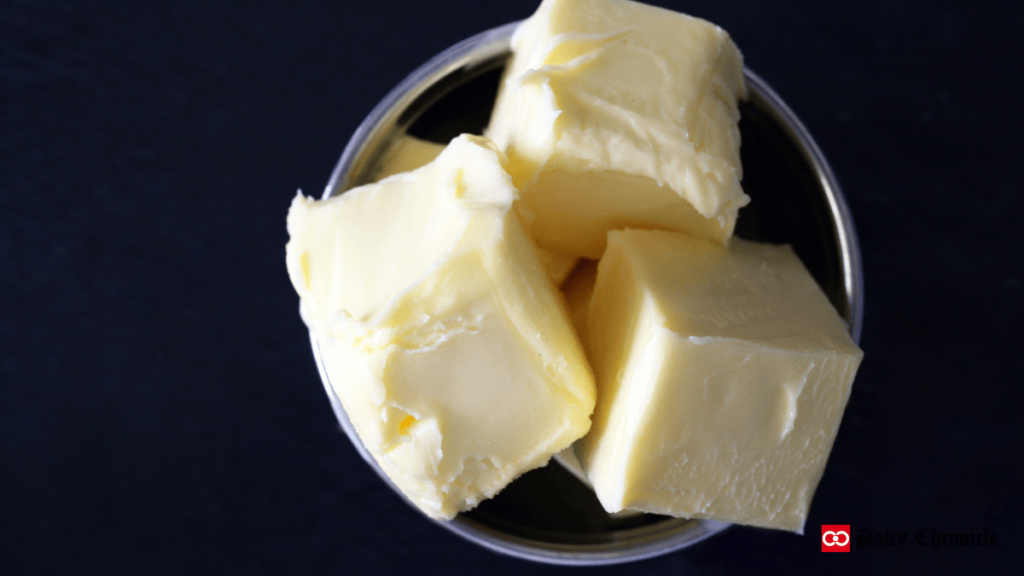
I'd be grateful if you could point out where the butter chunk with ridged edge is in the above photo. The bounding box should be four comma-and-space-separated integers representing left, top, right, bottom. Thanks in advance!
487, 0, 749, 259
285, 134, 595, 520
577, 229, 862, 532
375, 134, 580, 286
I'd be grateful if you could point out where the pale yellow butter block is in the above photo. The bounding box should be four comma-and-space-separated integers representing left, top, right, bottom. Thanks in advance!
578, 229, 862, 532
487, 0, 750, 259
285, 134, 595, 520
377, 135, 579, 285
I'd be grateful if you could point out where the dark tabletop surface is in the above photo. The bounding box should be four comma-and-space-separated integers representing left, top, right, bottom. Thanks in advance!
3, 0, 1022, 574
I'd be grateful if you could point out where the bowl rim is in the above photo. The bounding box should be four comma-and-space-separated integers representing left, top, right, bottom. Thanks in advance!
315, 20, 864, 566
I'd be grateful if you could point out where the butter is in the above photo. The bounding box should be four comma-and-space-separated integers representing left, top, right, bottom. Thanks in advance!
375, 134, 446, 180
552, 259, 598, 483
487, 0, 749, 259
576, 230, 862, 532
560, 258, 598, 337
377, 135, 579, 286
537, 246, 580, 287
286, 134, 595, 520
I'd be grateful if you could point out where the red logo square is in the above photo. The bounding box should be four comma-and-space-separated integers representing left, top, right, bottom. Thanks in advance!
821, 525, 851, 552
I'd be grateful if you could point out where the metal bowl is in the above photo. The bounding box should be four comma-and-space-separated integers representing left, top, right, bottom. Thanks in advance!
310, 21, 863, 566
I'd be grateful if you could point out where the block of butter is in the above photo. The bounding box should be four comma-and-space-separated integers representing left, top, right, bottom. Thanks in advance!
377, 134, 580, 286
285, 134, 596, 520
487, 0, 750, 259
576, 229, 862, 532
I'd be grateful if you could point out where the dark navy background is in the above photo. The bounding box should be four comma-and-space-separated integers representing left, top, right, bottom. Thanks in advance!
2, 0, 1021, 573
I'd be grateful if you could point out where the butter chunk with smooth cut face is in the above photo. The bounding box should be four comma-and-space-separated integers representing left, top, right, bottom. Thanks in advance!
487, 0, 749, 259
286, 135, 595, 520
577, 229, 862, 532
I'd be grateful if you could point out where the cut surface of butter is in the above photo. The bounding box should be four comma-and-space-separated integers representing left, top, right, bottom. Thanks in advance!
576, 229, 862, 532
377, 134, 579, 286
286, 134, 595, 520
487, 0, 749, 259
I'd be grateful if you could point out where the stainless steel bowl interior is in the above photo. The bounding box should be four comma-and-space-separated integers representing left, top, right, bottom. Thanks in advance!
314, 21, 863, 566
